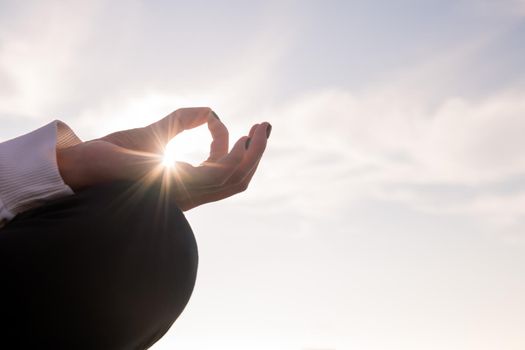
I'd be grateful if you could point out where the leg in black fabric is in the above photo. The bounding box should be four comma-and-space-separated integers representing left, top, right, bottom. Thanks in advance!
0, 181, 198, 349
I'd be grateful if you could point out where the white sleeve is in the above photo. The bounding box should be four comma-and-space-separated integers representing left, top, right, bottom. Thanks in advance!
0, 120, 82, 228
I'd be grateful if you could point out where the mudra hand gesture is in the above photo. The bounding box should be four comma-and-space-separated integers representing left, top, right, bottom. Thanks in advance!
57, 107, 271, 211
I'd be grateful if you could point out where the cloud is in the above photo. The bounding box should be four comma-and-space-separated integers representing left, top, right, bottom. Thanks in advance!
517, 0, 525, 15
0, 1, 109, 121
1, 0, 524, 233
466, 0, 525, 17
255, 85, 525, 230
0, 0, 295, 140
223, 19, 525, 233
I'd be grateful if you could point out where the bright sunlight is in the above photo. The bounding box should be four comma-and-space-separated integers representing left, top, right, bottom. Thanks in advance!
162, 125, 212, 167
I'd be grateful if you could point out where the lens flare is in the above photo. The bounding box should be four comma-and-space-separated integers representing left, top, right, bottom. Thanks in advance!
162, 146, 177, 168
162, 125, 211, 167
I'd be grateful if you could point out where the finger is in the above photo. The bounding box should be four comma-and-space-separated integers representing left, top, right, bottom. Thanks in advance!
164, 107, 212, 132
206, 112, 229, 162
150, 107, 213, 146
207, 122, 269, 187
169, 122, 271, 210
228, 122, 270, 183
239, 123, 259, 153
178, 159, 261, 209
228, 156, 261, 188
198, 136, 249, 186
181, 123, 270, 208
248, 123, 259, 138
247, 122, 270, 155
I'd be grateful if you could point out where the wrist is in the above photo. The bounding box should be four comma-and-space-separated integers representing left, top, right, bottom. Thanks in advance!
56, 145, 84, 191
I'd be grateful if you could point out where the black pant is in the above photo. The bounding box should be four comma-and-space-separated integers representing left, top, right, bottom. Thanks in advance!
0, 181, 198, 349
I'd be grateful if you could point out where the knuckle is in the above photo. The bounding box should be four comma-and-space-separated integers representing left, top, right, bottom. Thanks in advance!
171, 108, 183, 118
201, 107, 213, 116
164, 110, 183, 128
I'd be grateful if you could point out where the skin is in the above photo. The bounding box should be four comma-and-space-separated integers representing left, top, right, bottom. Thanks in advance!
56, 107, 271, 211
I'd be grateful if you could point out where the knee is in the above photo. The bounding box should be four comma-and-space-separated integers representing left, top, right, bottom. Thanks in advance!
76, 181, 199, 345
77, 181, 199, 320
83, 180, 199, 275
95, 179, 199, 270
0, 180, 199, 348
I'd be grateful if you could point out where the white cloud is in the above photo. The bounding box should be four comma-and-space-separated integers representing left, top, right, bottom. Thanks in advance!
0, 0, 292, 130
1, 0, 523, 232
256, 86, 525, 229
0, 1, 104, 119
466, 0, 525, 17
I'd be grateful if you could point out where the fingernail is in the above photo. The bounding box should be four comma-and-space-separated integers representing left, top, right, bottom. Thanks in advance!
212, 111, 220, 120
245, 138, 251, 150
266, 124, 272, 139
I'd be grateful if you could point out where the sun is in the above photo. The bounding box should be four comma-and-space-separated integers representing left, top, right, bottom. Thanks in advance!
162, 125, 212, 167
162, 145, 177, 168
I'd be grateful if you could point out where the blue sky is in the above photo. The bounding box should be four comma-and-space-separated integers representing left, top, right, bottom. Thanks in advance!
1, 1, 525, 349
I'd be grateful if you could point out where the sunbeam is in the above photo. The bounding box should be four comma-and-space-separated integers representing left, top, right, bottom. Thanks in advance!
163, 125, 212, 167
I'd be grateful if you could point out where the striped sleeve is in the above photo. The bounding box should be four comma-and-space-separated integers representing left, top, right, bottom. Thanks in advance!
0, 120, 82, 228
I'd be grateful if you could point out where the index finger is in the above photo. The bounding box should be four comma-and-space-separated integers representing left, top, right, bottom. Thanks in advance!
150, 107, 213, 145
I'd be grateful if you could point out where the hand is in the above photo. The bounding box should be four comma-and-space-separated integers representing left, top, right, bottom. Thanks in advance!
56, 107, 271, 211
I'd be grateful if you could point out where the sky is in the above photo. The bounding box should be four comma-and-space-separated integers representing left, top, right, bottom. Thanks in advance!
1, 0, 525, 349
